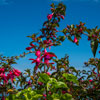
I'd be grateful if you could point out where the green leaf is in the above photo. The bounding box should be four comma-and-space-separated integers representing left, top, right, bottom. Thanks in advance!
62, 93, 72, 100
63, 73, 79, 85
25, 69, 31, 76
51, 93, 60, 100
27, 87, 32, 91
53, 99, 60, 100
47, 78, 57, 91
56, 81, 68, 89
32, 94, 43, 99
47, 78, 67, 92
58, 36, 66, 42
38, 73, 50, 84
7, 94, 15, 100
91, 40, 98, 57
27, 93, 31, 99
67, 36, 73, 42
62, 28, 67, 34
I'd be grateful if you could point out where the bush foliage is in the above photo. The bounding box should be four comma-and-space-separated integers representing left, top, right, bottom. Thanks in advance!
0, 3, 100, 100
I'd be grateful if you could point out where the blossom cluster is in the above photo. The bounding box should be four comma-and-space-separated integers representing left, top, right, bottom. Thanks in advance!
0, 67, 21, 84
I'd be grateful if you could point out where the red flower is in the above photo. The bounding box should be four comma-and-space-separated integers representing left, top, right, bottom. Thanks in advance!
38, 82, 43, 85
98, 74, 100, 77
2, 96, 5, 100
78, 28, 83, 33
28, 80, 32, 86
93, 86, 95, 89
62, 90, 66, 94
30, 43, 35, 47
29, 57, 41, 70
60, 15, 64, 19
54, 28, 58, 32
93, 71, 97, 74
88, 37, 91, 41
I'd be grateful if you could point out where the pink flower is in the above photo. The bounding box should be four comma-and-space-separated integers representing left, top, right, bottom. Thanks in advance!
44, 48, 47, 53
0, 73, 4, 78
41, 49, 56, 65
1, 73, 8, 84
89, 79, 93, 82
43, 94, 47, 97
73, 37, 78, 43
44, 40, 52, 47
13, 69, 21, 76
7, 71, 15, 83
46, 72, 51, 75
44, 59, 50, 65
14, 72, 19, 76
47, 13, 53, 20
29, 57, 41, 70
49, 46, 51, 50
48, 91, 51, 94
13, 69, 21, 74
36, 57, 40, 61
35, 50, 41, 57
29, 57, 41, 63
0, 68, 5, 73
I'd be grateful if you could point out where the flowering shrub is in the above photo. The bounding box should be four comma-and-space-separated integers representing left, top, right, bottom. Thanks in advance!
0, 3, 100, 100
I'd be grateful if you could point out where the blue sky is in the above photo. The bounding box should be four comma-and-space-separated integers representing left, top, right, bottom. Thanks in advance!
0, 0, 100, 71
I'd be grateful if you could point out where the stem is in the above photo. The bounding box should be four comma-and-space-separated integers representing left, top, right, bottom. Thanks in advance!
44, 65, 46, 73
82, 32, 89, 36
97, 65, 100, 80
2, 92, 4, 100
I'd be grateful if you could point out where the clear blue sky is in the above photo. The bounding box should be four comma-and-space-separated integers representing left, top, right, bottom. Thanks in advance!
0, 0, 100, 71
